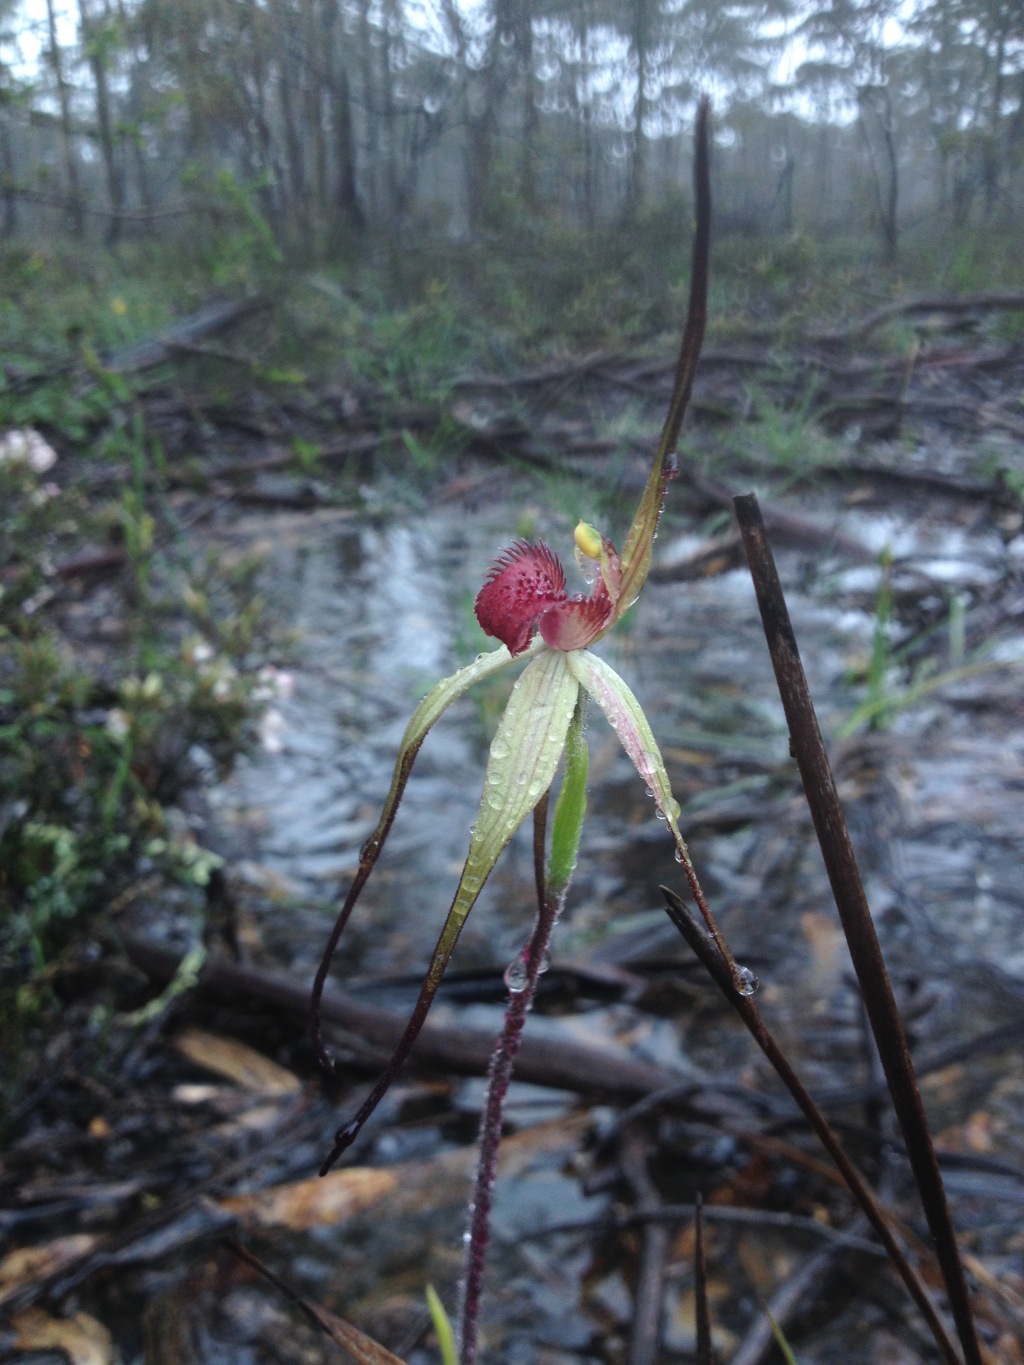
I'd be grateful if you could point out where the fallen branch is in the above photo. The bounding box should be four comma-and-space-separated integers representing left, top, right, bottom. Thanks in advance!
120, 933, 739, 1121
808, 290, 1024, 345
103, 298, 269, 375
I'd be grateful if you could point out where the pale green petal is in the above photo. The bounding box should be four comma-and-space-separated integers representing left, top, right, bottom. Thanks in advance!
313, 642, 579, 1150
567, 649, 683, 837
401, 647, 580, 1035
451, 647, 580, 929
568, 649, 748, 995
399, 636, 543, 757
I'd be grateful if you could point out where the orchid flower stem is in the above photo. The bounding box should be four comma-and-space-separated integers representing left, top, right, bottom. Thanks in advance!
458, 880, 566, 1365
459, 700, 588, 1365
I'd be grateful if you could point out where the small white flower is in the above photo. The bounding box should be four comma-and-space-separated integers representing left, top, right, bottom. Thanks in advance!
0, 429, 58, 473
259, 707, 287, 753
254, 665, 295, 703
185, 638, 215, 666
105, 708, 131, 740
29, 482, 61, 507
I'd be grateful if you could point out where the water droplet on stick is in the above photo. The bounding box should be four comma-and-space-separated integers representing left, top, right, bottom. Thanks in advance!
735, 965, 759, 997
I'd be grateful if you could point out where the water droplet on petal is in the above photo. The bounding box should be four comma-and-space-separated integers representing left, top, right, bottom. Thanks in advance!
736, 965, 759, 997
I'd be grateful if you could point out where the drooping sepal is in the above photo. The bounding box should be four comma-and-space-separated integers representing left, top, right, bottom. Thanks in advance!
568, 647, 749, 998
311, 638, 534, 1081
567, 650, 681, 829
318, 647, 581, 1172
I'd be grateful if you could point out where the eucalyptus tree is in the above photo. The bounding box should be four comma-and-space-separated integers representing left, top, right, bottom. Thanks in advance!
910, 0, 1024, 223
0, 0, 27, 234
794, 0, 908, 256
44, 0, 84, 234
78, 0, 125, 240
622, 0, 795, 212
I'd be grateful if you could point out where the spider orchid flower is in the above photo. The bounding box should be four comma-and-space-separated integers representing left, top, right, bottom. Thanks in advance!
311, 99, 735, 1176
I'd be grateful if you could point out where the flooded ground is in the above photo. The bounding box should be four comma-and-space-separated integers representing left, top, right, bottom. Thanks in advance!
196, 418, 1024, 1359
5, 328, 1024, 1363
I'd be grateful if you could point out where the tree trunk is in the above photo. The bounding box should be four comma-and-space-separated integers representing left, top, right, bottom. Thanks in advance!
79, 0, 125, 244
0, 116, 17, 235
627, 0, 650, 211
46, 0, 84, 235
858, 85, 899, 261
276, 7, 309, 248
516, 0, 536, 211
983, 26, 1007, 219
332, 55, 364, 238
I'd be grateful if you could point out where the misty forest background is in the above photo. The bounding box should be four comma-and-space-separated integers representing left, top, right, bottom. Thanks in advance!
2, 0, 1023, 289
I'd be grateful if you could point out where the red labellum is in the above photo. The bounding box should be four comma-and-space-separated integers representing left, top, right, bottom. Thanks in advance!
475, 538, 617, 655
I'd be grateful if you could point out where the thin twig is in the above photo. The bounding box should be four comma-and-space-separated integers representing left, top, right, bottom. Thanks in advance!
732, 491, 981, 1365
661, 886, 962, 1365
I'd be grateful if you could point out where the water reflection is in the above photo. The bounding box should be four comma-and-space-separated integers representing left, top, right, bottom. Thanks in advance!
217, 493, 1024, 1013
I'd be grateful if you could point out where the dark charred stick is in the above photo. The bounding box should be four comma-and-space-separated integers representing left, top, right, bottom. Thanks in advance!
732, 491, 982, 1365
224, 1237, 407, 1364
660, 886, 961, 1365
103, 297, 269, 374
530, 1203, 887, 1258
809, 1012, 1024, 1111
807, 288, 1024, 344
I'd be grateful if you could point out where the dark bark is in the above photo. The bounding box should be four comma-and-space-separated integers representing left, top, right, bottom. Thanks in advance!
79, 0, 126, 244
46, 0, 84, 236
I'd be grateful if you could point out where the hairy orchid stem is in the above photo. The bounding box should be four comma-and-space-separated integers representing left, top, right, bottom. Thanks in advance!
458, 879, 566, 1365
460, 702, 587, 1363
